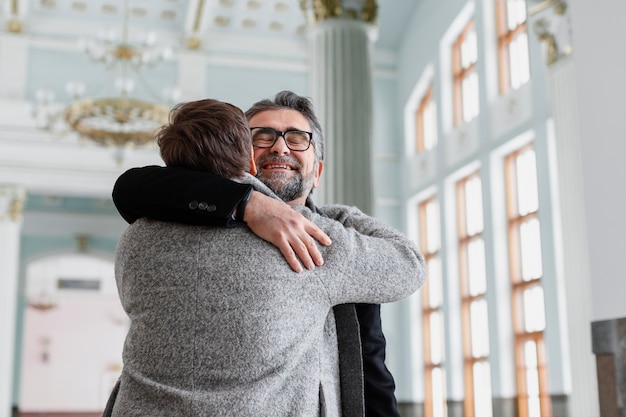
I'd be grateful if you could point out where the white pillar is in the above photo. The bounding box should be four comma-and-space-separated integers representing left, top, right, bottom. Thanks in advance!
547, 57, 600, 417
308, 17, 376, 214
0, 185, 25, 417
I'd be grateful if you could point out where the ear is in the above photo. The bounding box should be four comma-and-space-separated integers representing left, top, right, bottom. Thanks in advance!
249, 147, 257, 176
311, 161, 324, 189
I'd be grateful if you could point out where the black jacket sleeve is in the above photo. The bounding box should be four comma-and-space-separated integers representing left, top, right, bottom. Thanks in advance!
355, 303, 401, 417
112, 165, 253, 226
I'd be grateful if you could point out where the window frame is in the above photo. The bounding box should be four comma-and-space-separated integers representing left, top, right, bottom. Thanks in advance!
415, 85, 437, 153
419, 196, 447, 417
505, 143, 552, 417
456, 171, 492, 417
452, 19, 478, 126
496, 0, 529, 94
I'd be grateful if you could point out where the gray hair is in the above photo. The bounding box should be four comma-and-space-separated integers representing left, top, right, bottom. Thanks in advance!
245, 91, 324, 162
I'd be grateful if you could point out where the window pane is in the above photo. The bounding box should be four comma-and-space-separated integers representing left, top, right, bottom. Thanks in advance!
462, 71, 480, 122
464, 176, 484, 235
523, 286, 546, 332
432, 367, 446, 417
524, 340, 538, 368
473, 361, 493, 417
470, 299, 490, 357
509, 32, 530, 89
523, 339, 542, 415
461, 28, 477, 68
427, 256, 443, 308
430, 310, 445, 364
423, 101, 438, 150
507, 0, 527, 30
528, 396, 541, 417
425, 199, 441, 252
467, 238, 487, 296
526, 368, 540, 396
520, 218, 543, 280
516, 148, 538, 215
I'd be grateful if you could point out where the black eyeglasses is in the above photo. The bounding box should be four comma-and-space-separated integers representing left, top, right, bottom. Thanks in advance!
250, 127, 313, 152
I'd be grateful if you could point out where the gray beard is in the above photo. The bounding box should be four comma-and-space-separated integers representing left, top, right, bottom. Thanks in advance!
257, 169, 315, 203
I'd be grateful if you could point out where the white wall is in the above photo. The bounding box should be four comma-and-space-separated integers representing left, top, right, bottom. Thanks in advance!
569, 0, 626, 322
19, 254, 126, 412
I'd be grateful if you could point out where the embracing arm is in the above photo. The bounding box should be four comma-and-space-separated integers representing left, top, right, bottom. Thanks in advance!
112, 166, 250, 225
112, 165, 330, 272
303, 205, 426, 303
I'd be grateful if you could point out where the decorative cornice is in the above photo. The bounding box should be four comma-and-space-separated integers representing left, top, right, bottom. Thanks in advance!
6, 19, 23, 33
186, 0, 206, 50
300, 0, 378, 25
0, 186, 26, 222
533, 19, 559, 66
186, 35, 202, 50
76, 234, 89, 252
530, 1, 572, 66
528, 0, 567, 16
7, 0, 23, 32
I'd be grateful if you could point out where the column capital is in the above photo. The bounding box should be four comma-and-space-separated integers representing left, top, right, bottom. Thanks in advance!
300, 0, 378, 25
528, 0, 573, 66
0, 185, 26, 222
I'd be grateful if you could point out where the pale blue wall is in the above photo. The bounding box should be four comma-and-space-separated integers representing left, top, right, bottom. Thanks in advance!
26, 48, 179, 104
13, 195, 120, 406
204, 65, 309, 112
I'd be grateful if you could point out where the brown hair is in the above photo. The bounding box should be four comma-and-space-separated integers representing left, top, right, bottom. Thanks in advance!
157, 99, 251, 178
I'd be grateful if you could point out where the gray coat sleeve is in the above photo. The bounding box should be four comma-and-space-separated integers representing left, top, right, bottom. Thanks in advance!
296, 204, 426, 305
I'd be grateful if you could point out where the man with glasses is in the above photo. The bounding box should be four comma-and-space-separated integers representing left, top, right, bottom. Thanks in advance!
113, 91, 410, 417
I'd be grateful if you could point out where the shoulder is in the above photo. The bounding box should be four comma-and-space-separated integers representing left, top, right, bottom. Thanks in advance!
315, 204, 364, 220
236, 173, 282, 201
119, 219, 203, 250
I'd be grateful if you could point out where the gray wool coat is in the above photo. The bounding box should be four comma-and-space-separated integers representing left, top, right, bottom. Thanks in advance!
111, 175, 425, 417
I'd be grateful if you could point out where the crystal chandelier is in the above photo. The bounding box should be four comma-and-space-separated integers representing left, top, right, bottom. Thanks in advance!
32, 0, 178, 148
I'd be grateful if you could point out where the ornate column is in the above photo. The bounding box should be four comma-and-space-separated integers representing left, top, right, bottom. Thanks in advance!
301, 0, 378, 214
529, 2, 600, 415
3, 0, 25, 33
0, 185, 26, 417
547, 56, 599, 417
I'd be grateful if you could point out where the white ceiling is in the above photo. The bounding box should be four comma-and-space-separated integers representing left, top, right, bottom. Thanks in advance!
0, 0, 422, 200
18, 0, 420, 51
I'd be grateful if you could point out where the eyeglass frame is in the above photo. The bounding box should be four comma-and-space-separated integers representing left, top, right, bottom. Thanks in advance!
250, 127, 314, 152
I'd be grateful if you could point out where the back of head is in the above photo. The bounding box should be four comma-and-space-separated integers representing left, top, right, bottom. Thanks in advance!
245, 91, 324, 162
158, 99, 251, 178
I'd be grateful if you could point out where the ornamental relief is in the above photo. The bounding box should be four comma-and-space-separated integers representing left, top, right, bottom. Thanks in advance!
302, 0, 378, 24
0, 186, 26, 222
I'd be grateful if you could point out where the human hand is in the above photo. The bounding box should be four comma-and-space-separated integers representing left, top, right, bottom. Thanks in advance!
243, 192, 332, 272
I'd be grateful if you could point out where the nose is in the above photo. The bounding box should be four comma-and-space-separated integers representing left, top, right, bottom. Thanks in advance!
269, 135, 290, 155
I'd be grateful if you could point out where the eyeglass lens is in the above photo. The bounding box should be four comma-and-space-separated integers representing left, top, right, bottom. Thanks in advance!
251, 128, 311, 151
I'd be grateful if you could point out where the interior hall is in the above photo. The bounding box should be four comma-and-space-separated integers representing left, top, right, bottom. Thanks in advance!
0, 0, 622, 416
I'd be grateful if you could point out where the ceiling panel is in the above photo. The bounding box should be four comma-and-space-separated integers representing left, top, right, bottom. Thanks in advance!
16, 0, 420, 51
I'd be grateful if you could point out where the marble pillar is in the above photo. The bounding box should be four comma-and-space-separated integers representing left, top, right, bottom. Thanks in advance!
0, 185, 25, 417
546, 57, 599, 416
303, 0, 377, 214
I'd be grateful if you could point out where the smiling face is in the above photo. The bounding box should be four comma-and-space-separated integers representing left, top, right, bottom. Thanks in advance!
249, 109, 323, 206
